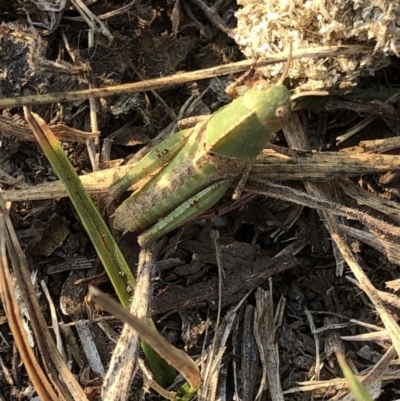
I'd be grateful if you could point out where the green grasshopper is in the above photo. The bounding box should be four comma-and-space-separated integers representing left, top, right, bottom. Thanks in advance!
109, 69, 323, 247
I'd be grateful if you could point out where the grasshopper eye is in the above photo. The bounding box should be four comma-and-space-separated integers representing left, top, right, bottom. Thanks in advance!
275, 104, 290, 123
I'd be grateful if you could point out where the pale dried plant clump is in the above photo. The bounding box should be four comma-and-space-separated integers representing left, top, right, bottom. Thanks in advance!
235, 0, 400, 91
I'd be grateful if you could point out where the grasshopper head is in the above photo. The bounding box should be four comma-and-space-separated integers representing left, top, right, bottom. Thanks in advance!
252, 80, 291, 124
204, 83, 291, 159
245, 82, 292, 127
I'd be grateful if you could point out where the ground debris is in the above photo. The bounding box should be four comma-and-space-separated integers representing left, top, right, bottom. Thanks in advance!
1, 1, 400, 400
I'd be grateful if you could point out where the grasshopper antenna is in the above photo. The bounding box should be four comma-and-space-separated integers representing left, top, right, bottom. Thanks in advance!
277, 40, 293, 85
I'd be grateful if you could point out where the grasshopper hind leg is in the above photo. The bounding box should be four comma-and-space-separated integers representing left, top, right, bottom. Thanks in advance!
138, 179, 232, 247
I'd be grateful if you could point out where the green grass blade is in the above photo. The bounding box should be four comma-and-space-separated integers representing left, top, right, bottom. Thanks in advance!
175, 382, 199, 401
337, 353, 374, 401
23, 107, 176, 386
23, 107, 134, 306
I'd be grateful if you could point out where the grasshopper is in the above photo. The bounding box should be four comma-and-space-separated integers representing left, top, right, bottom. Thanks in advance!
109, 65, 324, 247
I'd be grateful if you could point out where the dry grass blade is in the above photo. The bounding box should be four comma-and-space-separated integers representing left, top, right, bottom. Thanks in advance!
348, 136, 400, 153
91, 281, 201, 391
4, 149, 400, 203
198, 230, 230, 401
198, 294, 250, 401
339, 180, 400, 221
0, 45, 372, 109
246, 180, 400, 240
238, 305, 259, 401
254, 285, 284, 401
254, 150, 400, 181
98, 293, 141, 400
0, 115, 99, 143
0, 195, 87, 401
0, 213, 59, 401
